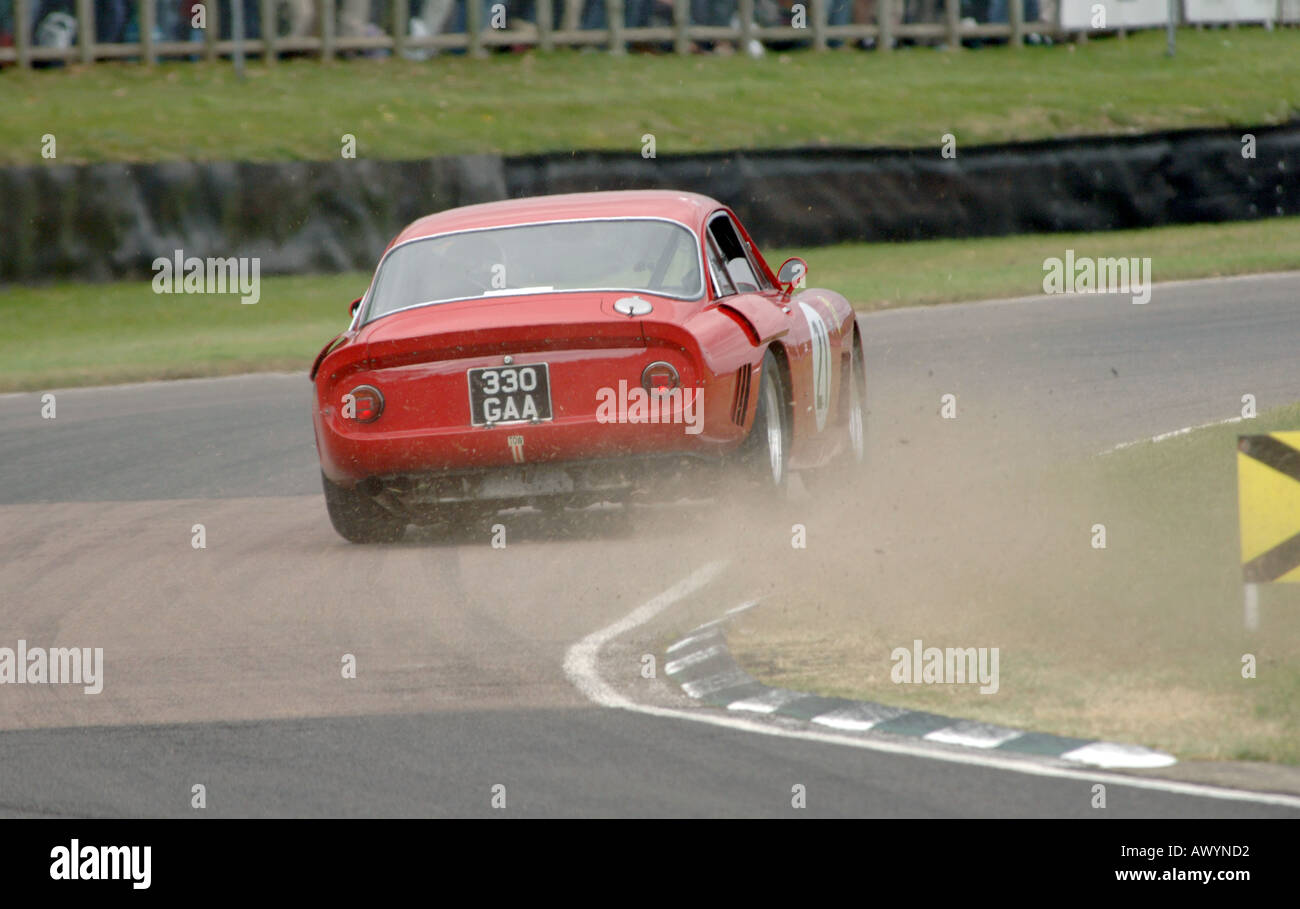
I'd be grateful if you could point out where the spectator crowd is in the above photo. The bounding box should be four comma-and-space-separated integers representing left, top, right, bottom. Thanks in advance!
0, 0, 1046, 54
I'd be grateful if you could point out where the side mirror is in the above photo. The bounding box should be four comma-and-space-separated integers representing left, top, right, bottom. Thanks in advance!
349, 297, 363, 316
776, 257, 808, 294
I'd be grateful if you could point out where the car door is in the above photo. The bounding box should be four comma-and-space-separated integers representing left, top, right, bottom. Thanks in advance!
706, 211, 841, 464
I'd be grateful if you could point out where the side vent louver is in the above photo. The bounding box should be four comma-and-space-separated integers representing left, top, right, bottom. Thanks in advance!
731, 365, 751, 425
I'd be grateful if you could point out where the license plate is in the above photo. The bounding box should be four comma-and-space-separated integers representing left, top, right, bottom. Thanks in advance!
467, 363, 552, 427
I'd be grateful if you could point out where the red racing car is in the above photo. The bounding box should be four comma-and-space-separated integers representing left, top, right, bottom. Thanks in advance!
310, 190, 866, 542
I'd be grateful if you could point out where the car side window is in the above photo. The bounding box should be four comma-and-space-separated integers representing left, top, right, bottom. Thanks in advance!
706, 235, 737, 298
708, 214, 769, 293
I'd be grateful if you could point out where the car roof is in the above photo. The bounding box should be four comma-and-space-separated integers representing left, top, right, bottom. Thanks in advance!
392, 190, 724, 245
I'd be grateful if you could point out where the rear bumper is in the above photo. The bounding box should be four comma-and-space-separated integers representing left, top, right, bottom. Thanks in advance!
352, 451, 726, 519
315, 414, 738, 483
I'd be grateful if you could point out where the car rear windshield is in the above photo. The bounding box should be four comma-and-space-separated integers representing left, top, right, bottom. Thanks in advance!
365, 218, 704, 320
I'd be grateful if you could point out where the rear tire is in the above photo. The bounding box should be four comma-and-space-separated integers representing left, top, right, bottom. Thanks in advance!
738, 349, 790, 495
322, 472, 407, 543
842, 332, 867, 471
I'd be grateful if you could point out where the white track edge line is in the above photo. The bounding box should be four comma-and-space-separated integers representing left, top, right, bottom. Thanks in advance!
563, 565, 1300, 811
1099, 415, 1246, 456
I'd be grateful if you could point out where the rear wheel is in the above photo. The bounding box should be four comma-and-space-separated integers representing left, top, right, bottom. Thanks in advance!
738, 349, 790, 494
843, 333, 867, 469
322, 472, 407, 543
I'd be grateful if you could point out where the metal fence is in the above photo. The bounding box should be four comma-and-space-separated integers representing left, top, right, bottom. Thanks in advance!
0, 0, 1295, 66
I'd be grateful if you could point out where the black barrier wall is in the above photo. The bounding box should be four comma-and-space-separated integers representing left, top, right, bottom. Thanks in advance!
3, 123, 1298, 285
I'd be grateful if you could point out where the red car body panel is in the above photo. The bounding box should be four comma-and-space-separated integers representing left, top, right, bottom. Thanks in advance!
312, 190, 859, 492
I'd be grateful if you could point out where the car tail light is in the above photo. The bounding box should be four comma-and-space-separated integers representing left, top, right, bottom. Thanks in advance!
641, 361, 680, 397
345, 385, 384, 423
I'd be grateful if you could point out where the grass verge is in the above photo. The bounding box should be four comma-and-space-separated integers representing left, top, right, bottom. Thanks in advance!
0, 30, 1296, 164
729, 403, 1300, 764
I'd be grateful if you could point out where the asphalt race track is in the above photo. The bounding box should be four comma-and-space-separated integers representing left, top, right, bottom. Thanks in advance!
1, 273, 1299, 818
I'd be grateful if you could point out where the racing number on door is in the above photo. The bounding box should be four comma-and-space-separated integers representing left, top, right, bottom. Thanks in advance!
798, 302, 832, 432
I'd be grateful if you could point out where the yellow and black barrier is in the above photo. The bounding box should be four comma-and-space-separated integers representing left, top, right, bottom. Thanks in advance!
1237, 432, 1300, 584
